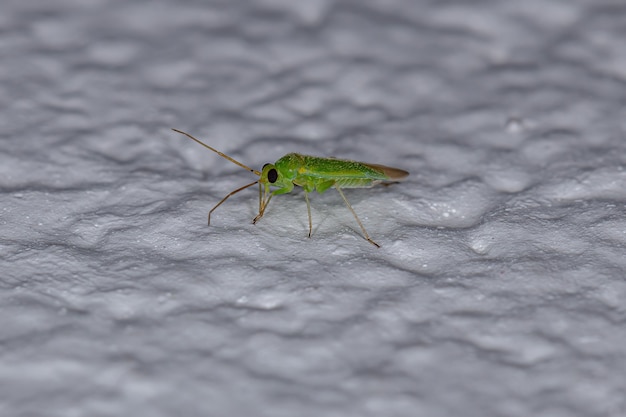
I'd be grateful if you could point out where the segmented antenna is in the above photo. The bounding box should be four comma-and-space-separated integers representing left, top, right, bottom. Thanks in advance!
171, 128, 261, 176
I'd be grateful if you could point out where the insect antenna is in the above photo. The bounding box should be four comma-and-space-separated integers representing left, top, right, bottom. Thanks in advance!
172, 128, 261, 176
208, 180, 258, 226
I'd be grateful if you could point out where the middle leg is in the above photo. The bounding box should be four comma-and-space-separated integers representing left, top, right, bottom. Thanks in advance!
304, 191, 313, 238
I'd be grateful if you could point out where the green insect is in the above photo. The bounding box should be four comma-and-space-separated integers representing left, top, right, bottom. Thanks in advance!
172, 128, 409, 247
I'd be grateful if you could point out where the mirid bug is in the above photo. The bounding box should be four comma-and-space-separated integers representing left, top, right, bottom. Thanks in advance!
172, 128, 409, 247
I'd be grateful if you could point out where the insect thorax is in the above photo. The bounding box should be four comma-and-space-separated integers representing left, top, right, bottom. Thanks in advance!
274, 153, 305, 180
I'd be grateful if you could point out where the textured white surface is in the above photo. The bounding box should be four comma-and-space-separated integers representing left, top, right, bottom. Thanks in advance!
2, 0, 626, 416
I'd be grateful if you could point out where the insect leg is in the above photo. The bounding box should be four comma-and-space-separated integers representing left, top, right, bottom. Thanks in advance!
253, 183, 291, 225
253, 193, 273, 224
304, 191, 313, 238
208, 181, 258, 226
334, 184, 380, 248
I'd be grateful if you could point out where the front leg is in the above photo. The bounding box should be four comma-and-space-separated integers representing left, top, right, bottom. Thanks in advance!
253, 182, 294, 224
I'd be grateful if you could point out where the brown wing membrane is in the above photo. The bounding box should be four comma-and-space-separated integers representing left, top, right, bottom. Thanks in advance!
362, 163, 409, 181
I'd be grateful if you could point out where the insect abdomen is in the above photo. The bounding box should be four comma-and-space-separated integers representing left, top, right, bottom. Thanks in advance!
334, 178, 378, 188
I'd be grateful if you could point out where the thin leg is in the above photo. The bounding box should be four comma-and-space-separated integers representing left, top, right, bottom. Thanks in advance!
253, 193, 273, 224
334, 184, 380, 248
304, 191, 312, 238
208, 181, 258, 226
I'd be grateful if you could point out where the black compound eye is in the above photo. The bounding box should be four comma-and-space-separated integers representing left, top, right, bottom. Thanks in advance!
267, 168, 278, 183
